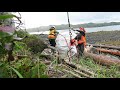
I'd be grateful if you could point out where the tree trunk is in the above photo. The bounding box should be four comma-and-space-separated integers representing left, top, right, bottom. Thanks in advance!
91, 44, 120, 51
84, 51, 120, 66
95, 48, 120, 56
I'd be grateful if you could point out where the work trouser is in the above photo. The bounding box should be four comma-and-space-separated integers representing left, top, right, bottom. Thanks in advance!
76, 43, 84, 57
49, 39, 56, 47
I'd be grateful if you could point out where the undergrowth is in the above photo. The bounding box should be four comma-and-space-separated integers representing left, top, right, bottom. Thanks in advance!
0, 58, 48, 78
73, 57, 120, 78
0, 30, 49, 78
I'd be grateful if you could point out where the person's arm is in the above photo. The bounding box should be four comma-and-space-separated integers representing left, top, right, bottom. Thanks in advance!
74, 30, 85, 36
55, 30, 59, 34
74, 33, 82, 40
75, 30, 81, 32
74, 30, 84, 33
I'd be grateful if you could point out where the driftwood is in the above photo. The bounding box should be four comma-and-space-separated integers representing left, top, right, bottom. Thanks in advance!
73, 69, 92, 78
61, 64, 92, 78
63, 59, 94, 75
91, 44, 120, 51
95, 48, 120, 56
84, 51, 120, 66
73, 63, 95, 76
62, 69, 82, 78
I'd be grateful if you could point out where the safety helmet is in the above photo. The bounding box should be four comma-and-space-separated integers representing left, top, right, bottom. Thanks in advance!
79, 27, 86, 32
51, 26, 55, 29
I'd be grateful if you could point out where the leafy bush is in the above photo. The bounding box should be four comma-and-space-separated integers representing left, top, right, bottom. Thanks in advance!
23, 35, 48, 54
13, 41, 28, 52
0, 58, 48, 78
15, 30, 29, 38
0, 31, 14, 58
0, 13, 19, 58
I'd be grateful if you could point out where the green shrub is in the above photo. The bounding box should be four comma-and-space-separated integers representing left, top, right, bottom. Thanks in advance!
23, 35, 48, 54
15, 30, 29, 38
0, 58, 48, 78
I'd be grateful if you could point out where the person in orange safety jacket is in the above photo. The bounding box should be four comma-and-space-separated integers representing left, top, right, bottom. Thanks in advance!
70, 27, 86, 57
48, 26, 59, 47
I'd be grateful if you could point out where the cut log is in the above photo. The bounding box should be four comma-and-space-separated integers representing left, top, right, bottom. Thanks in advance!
62, 69, 82, 78
95, 48, 120, 56
61, 64, 92, 78
84, 51, 120, 66
73, 69, 92, 78
91, 44, 120, 51
63, 60, 94, 76
73, 64, 95, 76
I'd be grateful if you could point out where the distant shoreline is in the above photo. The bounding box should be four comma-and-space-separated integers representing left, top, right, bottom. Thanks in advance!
26, 22, 120, 32
28, 25, 120, 33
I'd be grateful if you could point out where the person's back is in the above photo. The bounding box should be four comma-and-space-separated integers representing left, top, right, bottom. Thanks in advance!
48, 26, 59, 47
74, 27, 86, 47
76, 33, 86, 47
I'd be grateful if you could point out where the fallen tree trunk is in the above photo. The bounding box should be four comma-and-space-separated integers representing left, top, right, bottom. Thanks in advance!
63, 59, 94, 76
91, 44, 120, 51
62, 69, 82, 78
73, 64, 95, 76
61, 64, 92, 78
84, 51, 120, 66
73, 69, 92, 78
95, 48, 120, 56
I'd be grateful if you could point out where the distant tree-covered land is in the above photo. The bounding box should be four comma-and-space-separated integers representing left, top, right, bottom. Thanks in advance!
26, 22, 120, 32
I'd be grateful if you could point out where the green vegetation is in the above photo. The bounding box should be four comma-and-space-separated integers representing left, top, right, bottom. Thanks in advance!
0, 13, 48, 78
1, 30, 120, 78
0, 31, 49, 78
0, 58, 48, 78
0, 13, 17, 58
1, 13, 120, 78
48, 57, 120, 78
73, 57, 120, 78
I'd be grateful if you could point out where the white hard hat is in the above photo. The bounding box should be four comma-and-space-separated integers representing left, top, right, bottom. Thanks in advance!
51, 26, 55, 28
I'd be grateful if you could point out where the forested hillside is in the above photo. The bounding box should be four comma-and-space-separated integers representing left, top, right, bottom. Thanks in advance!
26, 22, 120, 32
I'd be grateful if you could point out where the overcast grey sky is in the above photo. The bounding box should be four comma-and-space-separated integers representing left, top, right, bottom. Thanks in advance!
19, 12, 120, 29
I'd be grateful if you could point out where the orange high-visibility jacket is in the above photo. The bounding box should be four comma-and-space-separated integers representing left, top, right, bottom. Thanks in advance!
77, 35, 86, 47
48, 29, 57, 39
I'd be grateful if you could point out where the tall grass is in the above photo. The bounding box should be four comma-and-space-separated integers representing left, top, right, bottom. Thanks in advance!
73, 57, 120, 78
10, 66, 23, 78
